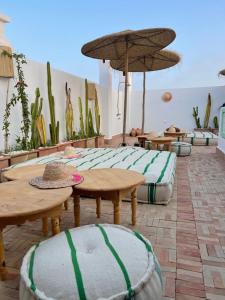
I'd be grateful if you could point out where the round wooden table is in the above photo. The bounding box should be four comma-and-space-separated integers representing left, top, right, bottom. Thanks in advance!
137, 135, 149, 148
72, 168, 145, 227
149, 136, 176, 151
3, 164, 76, 232
0, 180, 72, 280
164, 131, 186, 141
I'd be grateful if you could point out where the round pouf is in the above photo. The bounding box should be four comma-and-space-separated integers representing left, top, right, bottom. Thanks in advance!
20, 224, 162, 300
171, 141, 192, 156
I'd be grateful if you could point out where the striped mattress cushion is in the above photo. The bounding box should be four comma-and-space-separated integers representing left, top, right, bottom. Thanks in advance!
7, 147, 176, 205
20, 224, 162, 300
171, 142, 192, 156
183, 131, 218, 146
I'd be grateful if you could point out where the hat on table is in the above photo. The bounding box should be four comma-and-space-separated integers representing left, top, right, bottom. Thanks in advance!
29, 162, 83, 189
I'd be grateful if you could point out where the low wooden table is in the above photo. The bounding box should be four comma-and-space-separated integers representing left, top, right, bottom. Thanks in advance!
73, 168, 145, 227
3, 164, 76, 231
137, 135, 149, 148
0, 180, 72, 280
164, 131, 186, 141
149, 136, 176, 151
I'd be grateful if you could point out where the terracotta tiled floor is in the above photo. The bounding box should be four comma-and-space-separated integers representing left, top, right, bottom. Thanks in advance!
1, 143, 225, 299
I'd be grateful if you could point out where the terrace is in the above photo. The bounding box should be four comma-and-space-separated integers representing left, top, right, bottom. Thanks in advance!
1, 3, 225, 300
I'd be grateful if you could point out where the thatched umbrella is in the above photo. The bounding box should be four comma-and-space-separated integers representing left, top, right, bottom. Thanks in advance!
110, 50, 180, 134
81, 28, 176, 145
219, 69, 225, 76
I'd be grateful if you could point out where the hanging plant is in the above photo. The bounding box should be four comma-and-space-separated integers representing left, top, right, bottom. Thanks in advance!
2, 52, 31, 151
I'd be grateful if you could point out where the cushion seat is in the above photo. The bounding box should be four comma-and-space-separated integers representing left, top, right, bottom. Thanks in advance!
20, 224, 162, 300
171, 141, 192, 156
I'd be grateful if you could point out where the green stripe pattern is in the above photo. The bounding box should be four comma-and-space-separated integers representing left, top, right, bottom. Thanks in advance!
65, 230, 87, 300
28, 244, 39, 292
134, 231, 163, 287
96, 225, 135, 299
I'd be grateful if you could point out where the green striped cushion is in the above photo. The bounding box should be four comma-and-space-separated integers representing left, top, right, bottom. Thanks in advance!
20, 225, 162, 300
171, 142, 192, 156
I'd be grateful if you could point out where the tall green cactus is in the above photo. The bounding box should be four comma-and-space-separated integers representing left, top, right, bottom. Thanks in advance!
47, 62, 59, 145
88, 109, 95, 137
65, 82, 75, 140
85, 78, 90, 137
94, 88, 100, 136
213, 116, 218, 129
78, 97, 85, 138
193, 106, 201, 128
30, 88, 43, 149
203, 93, 211, 128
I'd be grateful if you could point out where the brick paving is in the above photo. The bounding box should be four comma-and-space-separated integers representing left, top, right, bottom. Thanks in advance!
0, 144, 225, 299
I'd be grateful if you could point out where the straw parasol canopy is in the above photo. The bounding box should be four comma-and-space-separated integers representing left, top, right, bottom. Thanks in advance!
110, 50, 180, 133
219, 69, 225, 76
81, 28, 176, 145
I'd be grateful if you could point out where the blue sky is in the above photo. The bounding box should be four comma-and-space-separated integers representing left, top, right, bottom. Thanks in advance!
1, 0, 225, 89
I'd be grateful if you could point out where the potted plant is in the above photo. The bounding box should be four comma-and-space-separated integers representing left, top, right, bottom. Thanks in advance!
212, 116, 219, 135
0, 154, 10, 170
193, 94, 212, 132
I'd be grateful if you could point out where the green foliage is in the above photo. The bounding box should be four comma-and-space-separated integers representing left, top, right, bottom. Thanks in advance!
88, 109, 95, 137
47, 61, 59, 145
94, 88, 100, 136
65, 82, 75, 140
78, 97, 85, 138
2, 52, 30, 151
203, 93, 211, 128
192, 106, 201, 128
85, 78, 89, 137
213, 116, 219, 129
30, 88, 42, 148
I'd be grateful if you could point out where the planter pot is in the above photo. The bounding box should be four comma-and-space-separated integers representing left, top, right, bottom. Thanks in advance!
95, 136, 105, 148
57, 141, 73, 152
8, 151, 29, 165
211, 128, 219, 135
194, 128, 212, 132
38, 146, 58, 157
86, 137, 95, 148
72, 139, 87, 148
0, 155, 10, 170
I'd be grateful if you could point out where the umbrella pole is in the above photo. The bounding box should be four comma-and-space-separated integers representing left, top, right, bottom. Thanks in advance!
141, 71, 146, 134
122, 41, 129, 145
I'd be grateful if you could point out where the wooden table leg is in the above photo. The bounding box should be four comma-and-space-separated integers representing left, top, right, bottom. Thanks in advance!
96, 197, 101, 218
51, 217, 60, 235
64, 200, 68, 210
168, 142, 172, 152
0, 228, 7, 281
131, 188, 137, 226
73, 195, 80, 227
113, 195, 121, 225
42, 217, 48, 237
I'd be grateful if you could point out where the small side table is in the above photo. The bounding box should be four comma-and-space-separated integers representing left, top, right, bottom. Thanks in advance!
72, 168, 145, 227
149, 136, 176, 151
164, 131, 186, 141
0, 180, 72, 280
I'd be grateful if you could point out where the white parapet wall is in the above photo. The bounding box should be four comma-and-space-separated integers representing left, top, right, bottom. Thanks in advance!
0, 59, 105, 151
130, 86, 225, 133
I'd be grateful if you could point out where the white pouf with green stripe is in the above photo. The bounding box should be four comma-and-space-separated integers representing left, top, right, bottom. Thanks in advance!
171, 142, 192, 156
20, 224, 163, 300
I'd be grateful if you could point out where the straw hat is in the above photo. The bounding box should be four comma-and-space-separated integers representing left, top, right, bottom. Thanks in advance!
61, 146, 82, 159
29, 162, 83, 189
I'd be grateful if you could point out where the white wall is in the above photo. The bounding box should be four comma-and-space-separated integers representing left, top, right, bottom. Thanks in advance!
130, 86, 225, 133
0, 59, 104, 151
218, 107, 225, 155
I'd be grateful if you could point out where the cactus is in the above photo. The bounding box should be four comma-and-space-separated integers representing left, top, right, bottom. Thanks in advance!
85, 78, 89, 137
88, 109, 95, 137
213, 116, 218, 129
203, 93, 211, 128
65, 82, 75, 140
94, 88, 100, 136
193, 106, 201, 128
47, 62, 59, 145
36, 115, 47, 146
78, 97, 85, 138
30, 88, 43, 148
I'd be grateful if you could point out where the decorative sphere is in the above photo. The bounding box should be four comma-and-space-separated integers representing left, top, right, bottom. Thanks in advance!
162, 92, 172, 102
